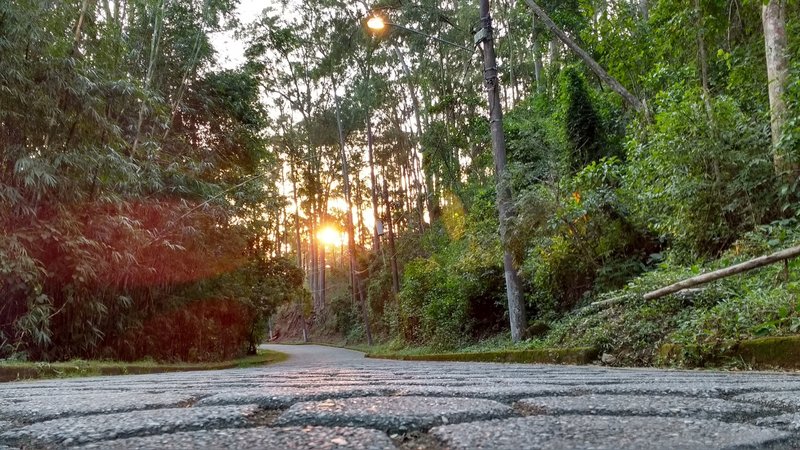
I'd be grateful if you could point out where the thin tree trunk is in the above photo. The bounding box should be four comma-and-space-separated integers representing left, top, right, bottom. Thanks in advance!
333, 88, 358, 307
355, 172, 366, 248
403, 164, 414, 231
383, 179, 400, 295
394, 46, 438, 220
318, 242, 326, 311
645, 245, 800, 300
164, 0, 210, 142
532, 20, 544, 92
366, 114, 381, 252
523, 0, 647, 114
762, 0, 791, 174
358, 275, 373, 346
73, 0, 91, 49
131, 0, 166, 155
293, 154, 308, 342
695, 0, 714, 119
639, 0, 649, 21
291, 158, 302, 268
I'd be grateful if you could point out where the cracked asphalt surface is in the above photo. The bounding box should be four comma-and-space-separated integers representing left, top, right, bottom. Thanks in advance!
2, 344, 800, 449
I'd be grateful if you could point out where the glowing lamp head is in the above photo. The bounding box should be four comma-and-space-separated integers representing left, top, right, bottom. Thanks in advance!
367, 16, 386, 31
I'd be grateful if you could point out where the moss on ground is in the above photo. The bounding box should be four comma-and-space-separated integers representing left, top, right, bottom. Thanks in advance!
733, 336, 800, 369
0, 349, 288, 382
367, 347, 599, 365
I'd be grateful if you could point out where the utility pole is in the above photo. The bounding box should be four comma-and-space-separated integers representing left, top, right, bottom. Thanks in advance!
477, 0, 527, 342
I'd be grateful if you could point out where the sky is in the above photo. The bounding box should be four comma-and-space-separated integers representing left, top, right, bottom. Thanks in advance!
210, 0, 266, 70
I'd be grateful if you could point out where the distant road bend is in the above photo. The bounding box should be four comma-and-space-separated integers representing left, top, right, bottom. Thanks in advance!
1, 344, 800, 449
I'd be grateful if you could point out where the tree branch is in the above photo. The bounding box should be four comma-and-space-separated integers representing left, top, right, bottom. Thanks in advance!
520, 0, 648, 116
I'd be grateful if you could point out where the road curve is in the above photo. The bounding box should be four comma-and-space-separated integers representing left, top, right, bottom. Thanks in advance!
1, 344, 800, 449
260, 343, 368, 367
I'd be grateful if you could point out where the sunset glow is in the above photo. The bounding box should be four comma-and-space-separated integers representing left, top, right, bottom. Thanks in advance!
317, 226, 344, 246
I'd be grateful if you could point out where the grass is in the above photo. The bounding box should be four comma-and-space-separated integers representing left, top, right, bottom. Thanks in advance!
345, 337, 598, 365
366, 347, 599, 365
0, 349, 288, 382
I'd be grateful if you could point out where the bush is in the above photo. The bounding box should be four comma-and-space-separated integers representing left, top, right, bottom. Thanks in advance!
623, 91, 776, 258
517, 157, 658, 317
107, 298, 255, 362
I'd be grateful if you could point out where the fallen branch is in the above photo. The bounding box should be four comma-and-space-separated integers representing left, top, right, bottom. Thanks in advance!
588, 294, 632, 309
643, 245, 800, 301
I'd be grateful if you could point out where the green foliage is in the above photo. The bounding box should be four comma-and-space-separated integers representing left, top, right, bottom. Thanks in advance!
624, 92, 775, 258
561, 67, 608, 170
535, 221, 800, 367
396, 207, 507, 350
0, 0, 294, 362
517, 157, 657, 317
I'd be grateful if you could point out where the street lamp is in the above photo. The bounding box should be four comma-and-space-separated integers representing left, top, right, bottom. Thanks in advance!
365, 3, 528, 342
366, 16, 386, 31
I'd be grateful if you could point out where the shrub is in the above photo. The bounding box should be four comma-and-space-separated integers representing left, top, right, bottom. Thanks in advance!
623, 91, 775, 258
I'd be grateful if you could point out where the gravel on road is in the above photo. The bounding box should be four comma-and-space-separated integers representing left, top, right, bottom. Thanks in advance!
1, 344, 800, 449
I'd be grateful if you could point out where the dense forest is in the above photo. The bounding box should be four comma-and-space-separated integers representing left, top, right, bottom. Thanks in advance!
1, 0, 798, 366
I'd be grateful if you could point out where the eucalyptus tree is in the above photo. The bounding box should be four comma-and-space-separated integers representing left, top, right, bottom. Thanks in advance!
246, 6, 332, 312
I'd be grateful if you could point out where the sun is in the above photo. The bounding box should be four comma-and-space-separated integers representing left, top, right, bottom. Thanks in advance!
317, 226, 342, 246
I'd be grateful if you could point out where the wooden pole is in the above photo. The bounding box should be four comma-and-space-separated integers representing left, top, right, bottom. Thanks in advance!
643, 245, 800, 301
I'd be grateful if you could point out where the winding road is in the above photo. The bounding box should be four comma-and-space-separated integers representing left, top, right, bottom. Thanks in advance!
2, 344, 800, 448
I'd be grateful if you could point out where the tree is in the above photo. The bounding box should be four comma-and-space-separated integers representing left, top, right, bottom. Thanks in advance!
762, 0, 791, 174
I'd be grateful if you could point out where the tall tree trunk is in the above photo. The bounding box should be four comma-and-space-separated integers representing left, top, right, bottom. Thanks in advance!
366, 114, 381, 252
355, 174, 365, 249
532, 21, 544, 92
523, 0, 647, 115
333, 89, 358, 305
334, 90, 371, 344
318, 243, 326, 311
762, 0, 791, 174
394, 46, 439, 221
479, 0, 527, 342
309, 217, 318, 310
357, 274, 373, 346
638, 0, 649, 21
383, 179, 401, 295
695, 0, 714, 119
73, 0, 92, 50
291, 158, 302, 268
402, 164, 414, 231
294, 165, 308, 343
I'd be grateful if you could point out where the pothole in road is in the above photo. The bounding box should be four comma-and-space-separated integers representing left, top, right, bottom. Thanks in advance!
246, 408, 283, 427
390, 430, 446, 450
512, 401, 546, 416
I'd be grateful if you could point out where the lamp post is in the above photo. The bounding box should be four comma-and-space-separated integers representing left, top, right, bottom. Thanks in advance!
367, 1, 527, 342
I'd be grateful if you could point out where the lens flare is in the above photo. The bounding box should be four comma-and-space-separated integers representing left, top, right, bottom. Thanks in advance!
317, 226, 342, 246
367, 16, 386, 30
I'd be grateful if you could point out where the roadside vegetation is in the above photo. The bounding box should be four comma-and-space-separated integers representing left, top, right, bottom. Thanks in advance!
0, 1, 307, 363
0, 349, 287, 382
273, 0, 800, 369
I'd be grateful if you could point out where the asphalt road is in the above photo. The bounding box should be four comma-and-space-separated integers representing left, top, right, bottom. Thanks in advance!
2, 344, 800, 449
